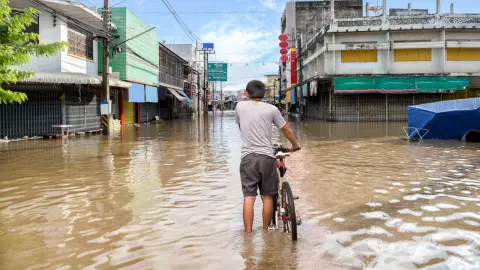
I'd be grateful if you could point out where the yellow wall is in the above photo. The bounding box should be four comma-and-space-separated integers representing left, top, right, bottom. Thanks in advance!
447, 48, 480, 61
341, 50, 378, 63
394, 49, 432, 62
123, 100, 135, 124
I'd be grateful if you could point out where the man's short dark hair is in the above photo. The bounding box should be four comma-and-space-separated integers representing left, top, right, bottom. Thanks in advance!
246, 80, 266, 99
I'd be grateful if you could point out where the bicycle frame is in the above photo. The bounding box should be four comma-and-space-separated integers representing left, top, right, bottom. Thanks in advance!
271, 153, 288, 230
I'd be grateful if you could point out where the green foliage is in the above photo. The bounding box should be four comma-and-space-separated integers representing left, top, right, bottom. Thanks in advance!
0, 0, 68, 104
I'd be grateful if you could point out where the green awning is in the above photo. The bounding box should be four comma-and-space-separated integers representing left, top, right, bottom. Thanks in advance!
334, 76, 470, 93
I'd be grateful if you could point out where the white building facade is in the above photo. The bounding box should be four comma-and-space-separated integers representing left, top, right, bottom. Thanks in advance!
289, 0, 480, 122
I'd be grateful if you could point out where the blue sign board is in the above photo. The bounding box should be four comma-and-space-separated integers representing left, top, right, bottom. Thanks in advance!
199, 43, 214, 50
145, 86, 158, 103
129, 83, 145, 103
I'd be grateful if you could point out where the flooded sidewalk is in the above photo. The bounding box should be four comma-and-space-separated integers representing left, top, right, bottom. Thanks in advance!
1, 113, 479, 269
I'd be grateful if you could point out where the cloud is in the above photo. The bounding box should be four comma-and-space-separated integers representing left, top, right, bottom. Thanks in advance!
263, 0, 276, 9
199, 15, 278, 90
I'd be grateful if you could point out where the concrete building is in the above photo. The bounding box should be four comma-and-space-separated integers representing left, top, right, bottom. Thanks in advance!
1, 0, 130, 139
165, 44, 206, 113
99, 7, 159, 125
264, 74, 279, 104
293, 0, 480, 121
158, 43, 193, 120
280, 0, 363, 98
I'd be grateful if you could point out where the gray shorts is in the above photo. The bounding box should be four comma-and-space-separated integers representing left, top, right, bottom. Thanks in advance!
240, 153, 279, 196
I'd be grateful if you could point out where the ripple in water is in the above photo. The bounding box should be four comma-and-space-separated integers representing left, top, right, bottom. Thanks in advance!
0, 115, 479, 269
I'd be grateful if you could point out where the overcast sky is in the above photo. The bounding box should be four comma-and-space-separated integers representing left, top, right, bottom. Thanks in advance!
84, 0, 480, 91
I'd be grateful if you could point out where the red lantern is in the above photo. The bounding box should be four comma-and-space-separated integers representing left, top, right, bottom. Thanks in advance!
279, 41, 289, 48
280, 55, 289, 62
279, 34, 288, 41
280, 48, 288, 54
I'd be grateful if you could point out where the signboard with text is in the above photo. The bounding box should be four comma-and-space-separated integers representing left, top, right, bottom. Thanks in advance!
208, 63, 228, 82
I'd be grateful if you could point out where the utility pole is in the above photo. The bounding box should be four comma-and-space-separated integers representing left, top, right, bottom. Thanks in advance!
204, 53, 209, 114
197, 71, 200, 115
102, 0, 111, 135
197, 46, 215, 114
297, 36, 303, 116
220, 81, 223, 111
278, 65, 282, 110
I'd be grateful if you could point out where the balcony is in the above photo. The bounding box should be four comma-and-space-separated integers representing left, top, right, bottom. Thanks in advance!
303, 14, 480, 51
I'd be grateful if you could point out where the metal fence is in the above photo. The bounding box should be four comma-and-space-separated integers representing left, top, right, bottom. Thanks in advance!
0, 90, 62, 139
65, 89, 101, 132
304, 92, 471, 122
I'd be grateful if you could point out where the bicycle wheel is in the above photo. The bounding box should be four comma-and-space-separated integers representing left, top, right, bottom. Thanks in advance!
281, 181, 297, 241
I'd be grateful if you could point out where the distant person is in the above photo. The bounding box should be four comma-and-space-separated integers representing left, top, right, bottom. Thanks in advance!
235, 80, 301, 233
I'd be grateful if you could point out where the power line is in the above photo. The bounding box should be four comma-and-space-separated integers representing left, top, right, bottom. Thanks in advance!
133, 11, 284, 14
160, 0, 202, 43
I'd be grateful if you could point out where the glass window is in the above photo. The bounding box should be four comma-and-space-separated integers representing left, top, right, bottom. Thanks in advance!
67, 23, 93, 60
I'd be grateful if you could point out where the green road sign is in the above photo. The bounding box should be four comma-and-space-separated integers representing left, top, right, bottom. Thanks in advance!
208, 63, 228, 82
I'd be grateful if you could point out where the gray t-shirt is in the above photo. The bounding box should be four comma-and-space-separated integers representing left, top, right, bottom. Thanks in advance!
236, 101, 287, 159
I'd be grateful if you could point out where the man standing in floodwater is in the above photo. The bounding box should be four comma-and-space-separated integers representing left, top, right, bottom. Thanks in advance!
235, 80, 301, 232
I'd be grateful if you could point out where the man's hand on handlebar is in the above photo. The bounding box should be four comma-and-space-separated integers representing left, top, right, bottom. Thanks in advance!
291, 145, 301, 152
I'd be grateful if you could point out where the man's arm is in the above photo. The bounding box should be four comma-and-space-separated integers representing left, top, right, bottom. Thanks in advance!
281, 124, 301, 151
235, 107, 240, 129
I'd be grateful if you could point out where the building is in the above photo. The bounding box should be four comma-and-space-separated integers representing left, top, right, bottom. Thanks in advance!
165, 44, 206, 113
293, 0, 480, 121
280, 0, 363, 102
1, 0, 130, 139
237, 90, 248, 102
99, 7, 159, 125
264, 74, 279, 104
158, 43, 193, 120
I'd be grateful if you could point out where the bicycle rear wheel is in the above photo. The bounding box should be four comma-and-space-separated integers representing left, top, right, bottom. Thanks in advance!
281, 182, 297, 241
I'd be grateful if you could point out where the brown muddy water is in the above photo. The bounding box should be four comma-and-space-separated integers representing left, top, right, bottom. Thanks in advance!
0, 112, 479, 269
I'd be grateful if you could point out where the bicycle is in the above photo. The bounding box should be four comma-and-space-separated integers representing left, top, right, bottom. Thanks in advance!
269, 144, 301, 241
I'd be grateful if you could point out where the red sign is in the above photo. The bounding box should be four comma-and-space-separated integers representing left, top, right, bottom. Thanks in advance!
279, 34, 288, 41
279, 41, 289, 48
280, 55, 289, 62
290, 49, 297, 85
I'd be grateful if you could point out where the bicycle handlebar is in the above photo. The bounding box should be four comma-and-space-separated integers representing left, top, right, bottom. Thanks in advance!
273, 144, 301, 154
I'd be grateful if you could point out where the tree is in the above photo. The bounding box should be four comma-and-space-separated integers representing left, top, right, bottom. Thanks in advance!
0, 0, 68, 104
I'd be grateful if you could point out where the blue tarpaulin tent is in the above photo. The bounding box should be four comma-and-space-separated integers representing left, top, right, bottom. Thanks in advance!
407, 98, 480, 140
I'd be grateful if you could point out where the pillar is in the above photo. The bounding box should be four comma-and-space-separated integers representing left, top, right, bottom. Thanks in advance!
382, 0, 387, 23
330, 0, 335, 21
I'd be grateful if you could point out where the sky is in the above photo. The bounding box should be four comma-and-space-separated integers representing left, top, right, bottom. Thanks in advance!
83, 0, 480, 91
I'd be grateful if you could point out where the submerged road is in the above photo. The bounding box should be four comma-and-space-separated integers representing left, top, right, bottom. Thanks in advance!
1, 112, 479, 269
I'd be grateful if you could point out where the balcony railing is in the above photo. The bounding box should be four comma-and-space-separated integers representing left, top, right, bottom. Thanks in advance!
159, 72, 183, 89
303, 14, 480, 50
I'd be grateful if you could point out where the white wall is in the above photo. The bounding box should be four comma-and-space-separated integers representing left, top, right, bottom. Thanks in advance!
18, 10, 98, 75
306, 29, 480, 79
19, 11, 62, 73
334, 33, 386, 75
445, 30, 480, 74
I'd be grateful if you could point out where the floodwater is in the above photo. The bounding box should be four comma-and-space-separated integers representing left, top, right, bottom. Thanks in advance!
1, 112, 479, 269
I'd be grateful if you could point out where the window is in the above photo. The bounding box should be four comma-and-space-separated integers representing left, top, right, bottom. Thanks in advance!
341, 50, 378, 63
447, 48, 480, 61
11, 10, 39, 41
67, 23, 93, 60
394, 49, 432, 62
